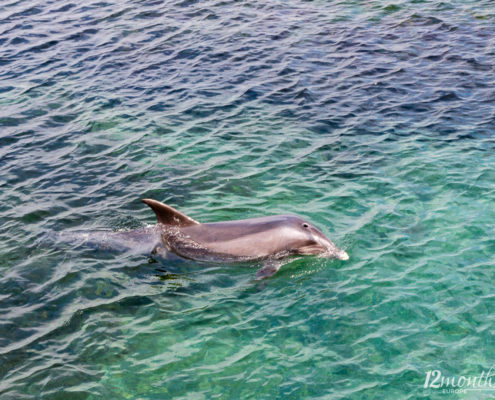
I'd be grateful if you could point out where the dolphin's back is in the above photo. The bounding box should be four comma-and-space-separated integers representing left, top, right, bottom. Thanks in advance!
182, 215, 300, 242
173, 215, 304, 259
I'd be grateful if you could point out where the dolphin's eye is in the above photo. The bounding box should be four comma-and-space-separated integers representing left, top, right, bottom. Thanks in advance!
302, 223, 309, 228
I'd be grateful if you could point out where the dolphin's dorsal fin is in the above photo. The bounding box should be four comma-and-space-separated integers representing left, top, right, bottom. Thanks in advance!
142, 199, 199, 227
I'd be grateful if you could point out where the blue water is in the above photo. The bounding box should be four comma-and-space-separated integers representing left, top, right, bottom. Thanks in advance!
1, 0, 495, 399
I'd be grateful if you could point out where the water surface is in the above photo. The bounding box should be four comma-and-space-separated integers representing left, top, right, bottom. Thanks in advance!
1, 0, 495, 399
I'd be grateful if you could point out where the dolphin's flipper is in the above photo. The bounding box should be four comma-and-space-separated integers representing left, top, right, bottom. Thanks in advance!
142, 199, 199, 227
255, 260, 284, 280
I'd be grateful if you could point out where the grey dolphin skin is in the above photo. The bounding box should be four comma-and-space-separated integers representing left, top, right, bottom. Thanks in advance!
51, 199, 348, 280
142, 198, 349, 279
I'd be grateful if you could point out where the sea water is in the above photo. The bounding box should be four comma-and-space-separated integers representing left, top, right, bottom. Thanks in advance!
1, 0, 494, 399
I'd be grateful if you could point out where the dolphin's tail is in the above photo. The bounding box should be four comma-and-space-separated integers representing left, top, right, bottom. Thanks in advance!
41, 226, 163, 254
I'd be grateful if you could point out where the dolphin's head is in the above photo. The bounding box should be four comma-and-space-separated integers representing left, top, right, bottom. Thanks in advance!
286, 216, 349, 260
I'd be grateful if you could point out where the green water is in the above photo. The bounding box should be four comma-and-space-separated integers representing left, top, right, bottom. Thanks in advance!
1, 0, 495, 398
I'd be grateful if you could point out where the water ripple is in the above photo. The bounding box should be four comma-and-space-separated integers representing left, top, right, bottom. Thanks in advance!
1, 0, 495, 399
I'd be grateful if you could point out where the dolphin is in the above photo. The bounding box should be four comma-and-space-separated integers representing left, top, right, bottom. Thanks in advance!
49, 199, 348, 280
141, 198, 348, 279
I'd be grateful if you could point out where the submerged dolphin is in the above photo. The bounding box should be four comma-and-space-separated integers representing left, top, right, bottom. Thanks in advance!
142, 199, 348, 279
51, 199, 348, 279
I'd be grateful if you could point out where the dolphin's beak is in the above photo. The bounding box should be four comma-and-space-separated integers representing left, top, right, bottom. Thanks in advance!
314, 230, 349, 261
320, 242, 349, 260
337, 250, 349, 261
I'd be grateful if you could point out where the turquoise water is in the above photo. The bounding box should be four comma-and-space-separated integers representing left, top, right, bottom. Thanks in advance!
1, 0, 495, 398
